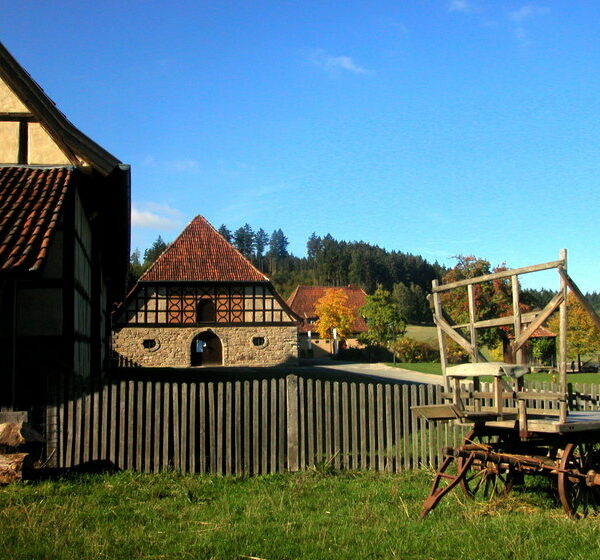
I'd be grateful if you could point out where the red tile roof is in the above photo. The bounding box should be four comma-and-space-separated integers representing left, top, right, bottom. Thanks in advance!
0, 166, 71, 274
286, 285, 368, 334
139, 215, 270, 283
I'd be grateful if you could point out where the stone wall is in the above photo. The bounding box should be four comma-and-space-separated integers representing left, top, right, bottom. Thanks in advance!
113, 325, 299, 367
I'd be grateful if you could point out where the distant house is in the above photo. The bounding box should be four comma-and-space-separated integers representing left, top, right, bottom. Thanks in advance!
504, 326, 557, 366
0, 43, 130, 415
286, 285, 368, 358
113, 216, 299, 367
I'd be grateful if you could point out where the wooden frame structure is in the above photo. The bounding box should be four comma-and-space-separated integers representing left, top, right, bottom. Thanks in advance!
417, 250, 600, 519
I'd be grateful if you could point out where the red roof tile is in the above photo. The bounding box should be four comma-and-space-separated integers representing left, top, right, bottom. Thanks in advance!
0, 166, 71, 274
286, 285, 368, 334
139, 215, 270, 283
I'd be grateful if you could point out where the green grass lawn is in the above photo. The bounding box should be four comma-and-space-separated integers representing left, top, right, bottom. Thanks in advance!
2, 469, 600, 560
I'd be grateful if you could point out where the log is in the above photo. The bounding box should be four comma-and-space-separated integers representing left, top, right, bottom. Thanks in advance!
0, 453, 29, 484
0, 422, 45, 448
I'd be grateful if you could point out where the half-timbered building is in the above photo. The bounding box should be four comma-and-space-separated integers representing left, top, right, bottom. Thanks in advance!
0, 42, 130, 414
113, 216, 299, 367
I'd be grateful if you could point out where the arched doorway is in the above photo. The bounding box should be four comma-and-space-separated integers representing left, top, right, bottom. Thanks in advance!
191, 331, 222, 366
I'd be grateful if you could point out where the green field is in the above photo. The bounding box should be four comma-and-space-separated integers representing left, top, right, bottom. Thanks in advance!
1, 469, 599, 560
404, 324, 438, 345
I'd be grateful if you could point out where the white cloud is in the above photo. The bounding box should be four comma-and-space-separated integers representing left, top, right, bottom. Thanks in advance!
507, 5, 548, 44
311, 49, 370, 75
508, 4, 546, 23
131, 203, 182, 230
449, 0, 471, 13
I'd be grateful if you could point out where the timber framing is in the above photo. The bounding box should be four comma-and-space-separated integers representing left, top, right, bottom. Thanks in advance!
0, 42, 120, 175
432, 250, 600, 400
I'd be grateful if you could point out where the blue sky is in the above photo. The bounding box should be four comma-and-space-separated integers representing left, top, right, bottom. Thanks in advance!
3, 1, 600, 291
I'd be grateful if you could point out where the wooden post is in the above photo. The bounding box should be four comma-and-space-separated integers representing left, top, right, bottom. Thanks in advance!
559, 249, 568, 423
286, 374, 299, 472
432, 280, 449, 389
511, 274, 523, 364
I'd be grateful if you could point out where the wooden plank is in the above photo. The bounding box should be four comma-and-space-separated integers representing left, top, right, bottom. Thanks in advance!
109, 381, 117, 466
350, 382, 358, 471
243, 380, 250, 474
454, 311, 539, 330
368, 383, 376, 470
427, 385, 435, 468
162, 382, 170, 471
432, 258, 564, 292
359, 383, 367, 470
217, 382, 224, 474
119, 380, 127, 470
181, 382, 189, 472
376, 384, 384, 471
434, 314, 475, 356
332, 381, 340, 469
261, 379, 268, 474
270, 378, 277, 473
402, 384, 410, 471
385, 384, 393, 472
278, 378, 285, 472
411, 385, 418, 468
224, 382, 232, 475
315, 379, 323, 466
467, 284, 478, 363
207, 382, 216, 472
101, 382, 109, 465
172, 383, 180, 471
136, 381, 143, 472
199, 383, 206, 474
286, 375, 299, 472
306, 378, 315, 468
393, 385, 401, 472
153, 382, 161, 473
324, 381, 331, 464
252, 380, 259, 475
145, 381, 152, 473
341, 381, 350, 470
559, 249, 568, 423
235, 381, 242, 475
91, 384, 99, 462
126, 380, 135, 470
74, 392, 83, 466
298, 376, 305, 470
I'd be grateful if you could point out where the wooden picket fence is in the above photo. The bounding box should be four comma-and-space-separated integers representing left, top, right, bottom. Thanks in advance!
45, 373, 600, 475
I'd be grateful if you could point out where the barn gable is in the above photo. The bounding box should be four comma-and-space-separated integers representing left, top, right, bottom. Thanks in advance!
113, 216, 299, 367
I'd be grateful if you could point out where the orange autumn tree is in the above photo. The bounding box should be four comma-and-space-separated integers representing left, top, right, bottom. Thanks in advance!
548, 293, 600, 371
314, 288, 355, 341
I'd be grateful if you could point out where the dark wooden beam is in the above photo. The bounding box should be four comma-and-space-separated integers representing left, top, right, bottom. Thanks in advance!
0, 112, 36, 122
17, 120, 27, 164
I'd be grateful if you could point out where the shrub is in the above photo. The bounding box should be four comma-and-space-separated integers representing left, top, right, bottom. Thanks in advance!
446, 341, 469, 364
390, 337, 438, 363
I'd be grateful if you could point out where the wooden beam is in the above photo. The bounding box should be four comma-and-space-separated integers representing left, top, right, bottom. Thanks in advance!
0, 112, 36, 122
454, 311, 539, 330
467, 284, 478, 362
559, 267, 600, 332
512, 275, 522, 364
432, 259, 565, 293
433, 315, 475, 355
513, 291, 564, 351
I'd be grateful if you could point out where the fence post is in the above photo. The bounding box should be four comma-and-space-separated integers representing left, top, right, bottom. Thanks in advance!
286, 374, 299, 472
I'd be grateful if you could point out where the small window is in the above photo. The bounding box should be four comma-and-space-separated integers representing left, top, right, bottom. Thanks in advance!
252, 336, 265, 347
142, 339, 157, 349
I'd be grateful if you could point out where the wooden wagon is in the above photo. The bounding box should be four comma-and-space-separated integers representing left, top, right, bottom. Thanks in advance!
415, 250, 600, 519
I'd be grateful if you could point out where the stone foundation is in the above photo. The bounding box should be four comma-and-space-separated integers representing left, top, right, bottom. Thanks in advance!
112, 325, 299, 367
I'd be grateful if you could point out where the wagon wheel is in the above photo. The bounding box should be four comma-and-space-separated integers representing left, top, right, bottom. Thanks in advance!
558, 441, 600, 518
458, 429, 518, 499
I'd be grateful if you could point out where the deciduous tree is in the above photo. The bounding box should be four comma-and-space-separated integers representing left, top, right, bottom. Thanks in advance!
360, 286, 406, 348
314, 288, 355, 341
548, 293, 600, 371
